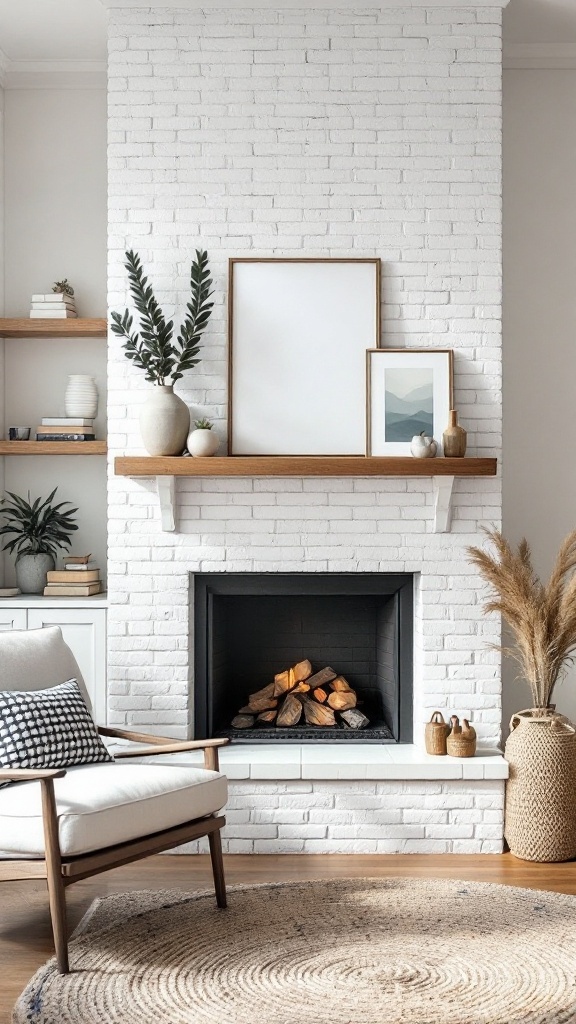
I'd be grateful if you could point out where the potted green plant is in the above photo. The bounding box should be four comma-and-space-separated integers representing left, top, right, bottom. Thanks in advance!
0, 488, 78, 594
187, 418, 219, 458
111, 249, 214, 456
469, 527, 576, 862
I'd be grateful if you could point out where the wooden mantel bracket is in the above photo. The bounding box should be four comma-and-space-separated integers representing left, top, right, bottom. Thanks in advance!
156, 476, 176, 532
433, 476, 455, 533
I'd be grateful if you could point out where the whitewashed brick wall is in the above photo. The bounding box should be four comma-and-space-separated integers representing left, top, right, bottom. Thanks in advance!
107, 3, 504, 852
181, 780, 504, 855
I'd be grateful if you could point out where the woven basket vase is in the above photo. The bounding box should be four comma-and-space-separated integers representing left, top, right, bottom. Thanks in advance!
505, 708, 576, 862
425, 711, 449, 755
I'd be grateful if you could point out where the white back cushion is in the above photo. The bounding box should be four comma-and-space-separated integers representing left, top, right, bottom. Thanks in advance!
0, 626, 91, 712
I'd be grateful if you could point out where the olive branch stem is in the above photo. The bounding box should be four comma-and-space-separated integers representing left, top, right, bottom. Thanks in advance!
110, 249, 213, 385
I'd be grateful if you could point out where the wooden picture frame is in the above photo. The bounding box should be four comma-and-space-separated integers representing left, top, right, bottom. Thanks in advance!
228, 258, 381, 456
366, 348, 454, 456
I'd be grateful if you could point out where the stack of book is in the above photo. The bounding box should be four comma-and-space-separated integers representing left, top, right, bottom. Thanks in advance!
30, 293, 77, 319
36, 418, 95, 442
44, 555, 103, 597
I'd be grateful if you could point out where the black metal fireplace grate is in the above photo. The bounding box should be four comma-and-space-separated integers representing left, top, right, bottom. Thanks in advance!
216, 724, 395, 743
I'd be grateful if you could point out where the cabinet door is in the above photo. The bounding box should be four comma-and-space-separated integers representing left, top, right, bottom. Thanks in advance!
0, 608, 27, 631
27, 608, 107, 723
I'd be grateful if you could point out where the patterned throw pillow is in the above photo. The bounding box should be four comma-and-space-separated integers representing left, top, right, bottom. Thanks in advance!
0, 679, 113, 783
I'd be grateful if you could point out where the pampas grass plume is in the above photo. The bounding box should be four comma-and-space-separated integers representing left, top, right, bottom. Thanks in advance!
468, 527, 576, 708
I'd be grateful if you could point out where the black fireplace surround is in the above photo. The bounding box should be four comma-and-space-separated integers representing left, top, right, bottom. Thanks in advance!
193, 573, 413, 744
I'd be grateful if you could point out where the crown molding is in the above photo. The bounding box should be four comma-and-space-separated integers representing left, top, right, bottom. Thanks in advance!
503, 43, 576, 69
101, 0, 511, 8
2, 59, 106, 90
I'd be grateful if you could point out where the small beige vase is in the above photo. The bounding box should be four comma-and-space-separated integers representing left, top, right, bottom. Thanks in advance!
505, 707, 576, 862
139, 385, 190, 456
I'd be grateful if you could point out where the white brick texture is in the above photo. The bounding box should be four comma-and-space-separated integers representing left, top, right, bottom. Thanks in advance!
107, 6, 504, 852
177, 780, 505, 854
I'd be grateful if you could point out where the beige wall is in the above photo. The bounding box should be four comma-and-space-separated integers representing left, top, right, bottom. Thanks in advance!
4, 88, 106, 317
502, 69, 576, 727
0, 86, 5, 523
2, 87, 107, 581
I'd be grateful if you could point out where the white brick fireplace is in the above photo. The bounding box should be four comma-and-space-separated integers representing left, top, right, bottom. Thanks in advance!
106, 0, 507, 853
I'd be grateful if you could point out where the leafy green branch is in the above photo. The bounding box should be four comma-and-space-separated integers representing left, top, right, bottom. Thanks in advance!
110, 249, 214, 385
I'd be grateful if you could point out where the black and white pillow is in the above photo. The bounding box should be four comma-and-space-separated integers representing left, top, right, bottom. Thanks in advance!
0, 679, 113, 783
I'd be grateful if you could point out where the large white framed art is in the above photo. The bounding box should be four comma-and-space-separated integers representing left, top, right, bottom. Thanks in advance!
228, 258, 380, 455
367, 349, 454, 456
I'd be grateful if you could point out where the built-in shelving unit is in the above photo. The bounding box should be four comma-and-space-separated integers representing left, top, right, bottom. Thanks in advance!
0, 318, 107, 457
114, 455, 498, 534
0, 314, 108, 592
0, 318, 107, 338
0, 441, 107, 456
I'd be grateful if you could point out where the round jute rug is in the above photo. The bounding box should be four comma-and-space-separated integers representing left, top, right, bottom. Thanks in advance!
13, 878, 576, 1024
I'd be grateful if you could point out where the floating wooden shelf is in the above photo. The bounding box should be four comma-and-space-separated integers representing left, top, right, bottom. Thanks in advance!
0, 318, 107, 338
0, 442, 107, 455
114, 455, 497, 535
115, 456, 497, 478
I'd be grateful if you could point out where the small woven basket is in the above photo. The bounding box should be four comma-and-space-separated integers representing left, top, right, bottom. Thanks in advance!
425, 711, 449, 755
505, 708, 576, 862
446, 718, 476, 758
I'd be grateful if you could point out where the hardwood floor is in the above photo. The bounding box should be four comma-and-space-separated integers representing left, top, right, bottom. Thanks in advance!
2, 853, 576, 1021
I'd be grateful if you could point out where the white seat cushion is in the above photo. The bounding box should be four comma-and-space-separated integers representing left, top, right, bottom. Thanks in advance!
0, 762, 227, 858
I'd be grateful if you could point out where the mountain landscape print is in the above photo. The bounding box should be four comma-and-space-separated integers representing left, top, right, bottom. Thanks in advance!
384, 367, 434, 441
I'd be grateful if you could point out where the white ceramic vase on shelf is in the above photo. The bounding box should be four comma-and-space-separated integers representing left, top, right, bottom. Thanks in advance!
65, 375, 98, 418
187, 427, 219, 458
139, 385, 190, 456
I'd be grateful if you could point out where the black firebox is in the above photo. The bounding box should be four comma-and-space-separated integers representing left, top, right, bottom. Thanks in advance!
193, 573, 413, 743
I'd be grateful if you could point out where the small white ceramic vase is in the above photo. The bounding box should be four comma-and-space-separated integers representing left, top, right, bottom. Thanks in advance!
139, 385, 190, 456
187, 427, 219, 458
410, 433, 437, 458
65, 375, 98, 418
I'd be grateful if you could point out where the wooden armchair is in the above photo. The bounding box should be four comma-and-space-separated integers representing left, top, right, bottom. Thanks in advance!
0, 627, 229, 974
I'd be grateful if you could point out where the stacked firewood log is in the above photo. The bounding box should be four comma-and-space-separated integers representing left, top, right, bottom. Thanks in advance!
231, 659, 369, 731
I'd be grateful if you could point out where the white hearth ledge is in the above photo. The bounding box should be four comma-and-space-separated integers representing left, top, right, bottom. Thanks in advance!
102, 0, 510, 8
105, 741, 508, 782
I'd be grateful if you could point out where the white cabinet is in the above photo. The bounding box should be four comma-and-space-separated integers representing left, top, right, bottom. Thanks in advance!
0, 608, 27, 631
0, 601, 107, 723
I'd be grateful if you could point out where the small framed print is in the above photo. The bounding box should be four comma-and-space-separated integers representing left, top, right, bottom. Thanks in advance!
366, 349, 454, 456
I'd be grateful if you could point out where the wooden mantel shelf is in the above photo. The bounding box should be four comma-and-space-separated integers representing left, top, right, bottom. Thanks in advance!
114, 455, 497, 534
0, 441, 107, 455
0, 318, 107, 338
115, 456, 497, 478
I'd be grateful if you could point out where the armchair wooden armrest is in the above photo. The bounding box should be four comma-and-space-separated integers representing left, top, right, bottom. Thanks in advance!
98, 727, 229, 771
0, 768, 67, 782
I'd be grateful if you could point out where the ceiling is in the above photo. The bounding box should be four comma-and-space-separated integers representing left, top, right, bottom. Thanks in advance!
504, 0, 576, 42
0, 0, 107, 62
0, 0, 575, 62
